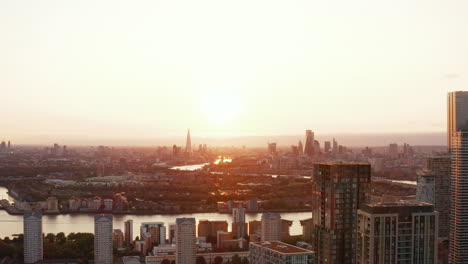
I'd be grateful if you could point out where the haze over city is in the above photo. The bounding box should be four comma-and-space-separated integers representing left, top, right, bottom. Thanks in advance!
2, 0, 468, 145
4, 1, 468, 264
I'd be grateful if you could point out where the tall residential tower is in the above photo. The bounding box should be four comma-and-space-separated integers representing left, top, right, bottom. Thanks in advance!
94, 214, 113, 264
311, 163, 371, 264
24, 212, 43, 264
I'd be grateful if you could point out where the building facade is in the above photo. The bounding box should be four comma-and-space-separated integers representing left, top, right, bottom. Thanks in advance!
124, 219, 133, 246
250, 241, 314, 264
140, 222, 166, 246
311, 163, 371, 264
356, 202, 438, 264
24, 212, 43, 264
175, 218, 196, 264
94, 214, 113, 264
416, 155, 451, 238
261, 212, 282, 242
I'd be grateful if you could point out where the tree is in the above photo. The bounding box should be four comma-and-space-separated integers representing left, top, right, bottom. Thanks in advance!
214, 256, 223, 264
161, 259, 170, 264
45, 233, 55, 243
241, 257, 249, 264
196, 256, 207, 264
56, 232, 66, 244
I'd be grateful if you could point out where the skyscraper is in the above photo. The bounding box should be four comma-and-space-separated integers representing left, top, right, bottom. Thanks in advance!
311, 163, 371, 264
448, 91, 468, 263
324, 141, 331, 153
175, 218, 196, 264
24, 211, 43, 264
124, 219, 133, 246
94, 214, 113, 264
357, 202, 438, 264
268, 142, 277, 154
332, 138, 338, 153
232, 204, 247, 238
185, 129, 192, 154
260, 212, 281, 242
298, 140, 304, 155
304, 130, 315, 157
448, 91, 468, 150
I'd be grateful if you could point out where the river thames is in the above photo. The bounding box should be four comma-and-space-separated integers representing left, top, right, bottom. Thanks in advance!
0, 187, 311, 239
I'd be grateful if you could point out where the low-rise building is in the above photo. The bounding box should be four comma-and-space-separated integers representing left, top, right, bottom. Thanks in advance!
250, 241, 315, 264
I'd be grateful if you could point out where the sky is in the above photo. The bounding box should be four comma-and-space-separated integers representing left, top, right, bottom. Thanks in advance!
1, 0, 468, 145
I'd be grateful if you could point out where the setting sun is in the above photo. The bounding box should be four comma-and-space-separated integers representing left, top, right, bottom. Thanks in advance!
200, 90, 242, 123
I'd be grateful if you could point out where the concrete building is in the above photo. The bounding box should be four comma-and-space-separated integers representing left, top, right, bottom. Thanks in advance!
140, 222, 166, 246
168, 223, 176, 244
425, 155, 451, 238
113, 229, 124, 249
416, 171, 435, 204
46, 197, 59, 212
175, 218, 196, 264
24, 211, 43, 264
300, 218, 313, 242
250, 241, 315, 264
197, 220, 228, 242
356, 202, 438, 264
94, 214, 113, 264
232, 204, 247, 238
124, 219, 133, 246
103, 199, 113, 211
281, 219, 293, 241
261, 212, 282, 242
311, 163, 371, 264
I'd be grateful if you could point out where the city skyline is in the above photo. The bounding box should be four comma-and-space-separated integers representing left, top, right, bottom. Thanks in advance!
2, 1, 468, 144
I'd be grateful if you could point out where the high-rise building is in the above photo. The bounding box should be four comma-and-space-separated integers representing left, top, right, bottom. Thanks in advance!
448, 91, 468, 263
416, 156, 451, 239
7, 140, 10, 149
261, 212, 281, 242
169, 223, 176, 244
416, 171, 435, 203
24, 211, 43, 264
140, 222, 166, 246
332, 138, 338, 153
124, 219, 133, 246
268, 142, 277, 154
250, 241, 315, 264
388, 143, 398, 156
94, 214, 113, 264
324, 141, 331, 153
298, 140, 304, 155
175, 218, 196, 264
311, 163, 371, 264
356, 202, 438, 264
426, 156, 451, 239
185, 129, 192, 154
232, 204, 247, 238
304, 130, 315, 157
447, 91, 468, 150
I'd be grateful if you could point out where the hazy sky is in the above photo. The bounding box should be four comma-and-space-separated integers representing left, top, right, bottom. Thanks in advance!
1, 0, 468, 145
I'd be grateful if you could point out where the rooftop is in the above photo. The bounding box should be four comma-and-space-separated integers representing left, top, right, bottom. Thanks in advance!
251, 241, 314, 254
361, 201, 435, 215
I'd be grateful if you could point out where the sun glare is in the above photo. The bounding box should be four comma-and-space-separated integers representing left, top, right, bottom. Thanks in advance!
200, 90, 242, 123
